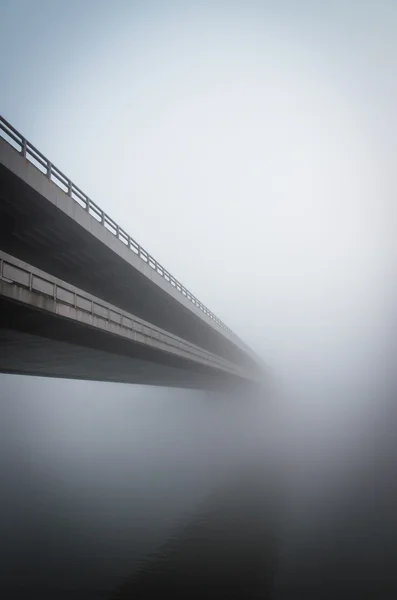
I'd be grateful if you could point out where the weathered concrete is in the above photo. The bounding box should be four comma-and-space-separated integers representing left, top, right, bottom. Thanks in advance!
0, 251, 261, 390
0, 134, 262, 373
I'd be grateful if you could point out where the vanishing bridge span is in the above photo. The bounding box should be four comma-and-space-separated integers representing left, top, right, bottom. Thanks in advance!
0, 116, 264, 390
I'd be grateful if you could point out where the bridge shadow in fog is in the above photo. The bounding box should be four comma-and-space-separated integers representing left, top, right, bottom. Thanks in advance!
110, 461, 279, 600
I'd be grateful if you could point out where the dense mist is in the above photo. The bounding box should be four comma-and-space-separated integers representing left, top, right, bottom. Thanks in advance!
1, 1, 397, 597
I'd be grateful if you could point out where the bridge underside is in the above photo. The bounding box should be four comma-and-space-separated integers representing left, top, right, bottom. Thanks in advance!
0, 252, 259, 391
0, 326, 233, 390
0, 299, 251, 391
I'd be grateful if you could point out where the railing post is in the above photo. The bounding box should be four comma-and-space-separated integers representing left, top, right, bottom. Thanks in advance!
67, 180, 72, 197
20, 138, 27, 158
47, 161, 52, 180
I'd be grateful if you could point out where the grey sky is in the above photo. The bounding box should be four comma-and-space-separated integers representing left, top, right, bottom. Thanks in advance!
1, 0, 396, 385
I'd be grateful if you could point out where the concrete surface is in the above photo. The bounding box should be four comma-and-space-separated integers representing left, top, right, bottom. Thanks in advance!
0, 251, 261, 390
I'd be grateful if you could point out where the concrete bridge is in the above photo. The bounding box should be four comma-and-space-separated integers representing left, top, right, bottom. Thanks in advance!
0, 116, 264, 390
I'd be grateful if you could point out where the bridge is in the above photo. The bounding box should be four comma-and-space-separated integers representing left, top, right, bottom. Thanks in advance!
0, 115, 264, 390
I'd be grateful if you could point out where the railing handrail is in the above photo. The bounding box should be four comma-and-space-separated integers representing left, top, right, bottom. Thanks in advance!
0, 115, 238, 338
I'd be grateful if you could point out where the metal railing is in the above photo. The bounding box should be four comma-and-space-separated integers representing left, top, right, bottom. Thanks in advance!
0, 115, 235, 337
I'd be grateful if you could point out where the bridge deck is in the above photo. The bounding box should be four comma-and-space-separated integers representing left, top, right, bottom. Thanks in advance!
0, 118, 260, 371
0, 115, 265, 387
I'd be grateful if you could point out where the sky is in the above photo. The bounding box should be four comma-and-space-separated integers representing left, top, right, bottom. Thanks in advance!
1, 2, 397, 595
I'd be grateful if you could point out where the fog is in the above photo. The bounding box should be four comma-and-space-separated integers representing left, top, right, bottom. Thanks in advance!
1, 1, 397, 596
